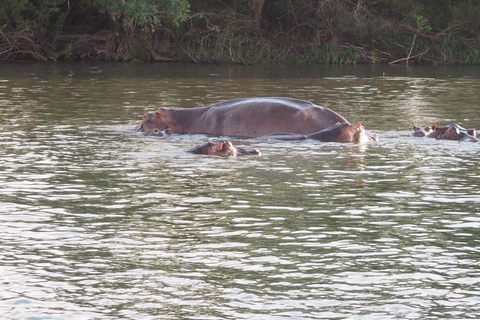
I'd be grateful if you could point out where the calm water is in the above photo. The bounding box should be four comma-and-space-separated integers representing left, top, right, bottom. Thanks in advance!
1, 62, 480, 320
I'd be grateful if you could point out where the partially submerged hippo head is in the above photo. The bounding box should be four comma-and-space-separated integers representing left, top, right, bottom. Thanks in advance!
148, 128, 173, 136
413, 123, 479, 142
307, 122, 377, 143
136, 109, 168, 133
349, 122, 379, 142
412, 125, 436, 137
187, 140, 261, 157
438, 126, 479, 142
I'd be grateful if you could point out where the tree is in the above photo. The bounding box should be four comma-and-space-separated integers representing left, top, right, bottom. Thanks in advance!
92, 0, 190, 33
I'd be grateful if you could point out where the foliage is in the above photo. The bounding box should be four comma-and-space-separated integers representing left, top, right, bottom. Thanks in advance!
0, 0, 65, 59
1, 0, 480, 64
92, 0, 189, 32
0, 0, 63, 32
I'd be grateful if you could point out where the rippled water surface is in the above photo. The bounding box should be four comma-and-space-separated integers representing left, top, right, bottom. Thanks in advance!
1, 63, 480, 319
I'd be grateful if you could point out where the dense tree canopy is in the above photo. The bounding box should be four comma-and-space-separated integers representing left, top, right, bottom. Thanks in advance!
1, 0, 479, 64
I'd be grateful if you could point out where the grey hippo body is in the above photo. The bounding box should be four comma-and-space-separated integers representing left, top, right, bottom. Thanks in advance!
136, 97, 349, 138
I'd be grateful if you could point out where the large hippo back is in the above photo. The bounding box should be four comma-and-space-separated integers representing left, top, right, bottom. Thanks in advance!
202, 97, 348, 138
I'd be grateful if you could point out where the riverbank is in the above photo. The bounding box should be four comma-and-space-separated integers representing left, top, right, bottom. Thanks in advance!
1, 1, 480, 65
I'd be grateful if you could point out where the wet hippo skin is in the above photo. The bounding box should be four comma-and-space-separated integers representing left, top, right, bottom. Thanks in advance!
263, 122, 378, 143
413, 124, 479, 142
136, 97, 349, 138
187, 140, 261, 157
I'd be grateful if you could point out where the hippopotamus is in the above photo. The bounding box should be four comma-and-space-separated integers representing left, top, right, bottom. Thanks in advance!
412, 124, 479, 142
263, 122, 378, 143
412, 125, 436, 137
438, 126, 478, 142
187, 140, 261, 157
307, 122, 378, 142
136, 97, 349, 137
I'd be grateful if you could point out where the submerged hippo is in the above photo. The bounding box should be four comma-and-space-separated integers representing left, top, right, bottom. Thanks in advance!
186, 122, 373, 157
412, 125, 436, 137
263, 122, 378, 143
307, 122, 378, 142
187, 140, 261, 157
438, 126, 478, 142
136, 97, 349, 137
413, 124, 478, 142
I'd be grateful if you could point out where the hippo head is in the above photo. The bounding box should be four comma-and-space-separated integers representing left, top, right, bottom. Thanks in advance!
439, 126, 479, 142
335, 122, 370, 143
212, 140, 236, 157
307, 122, 377, 143
188, 140, 261, 157
350, 122, 375, 142
213, 140, 261, 156
412, 125, 434, 137
135, 108, 169, 133
439, 126, 460, 140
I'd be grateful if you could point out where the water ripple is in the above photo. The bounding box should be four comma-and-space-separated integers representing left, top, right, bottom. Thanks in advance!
1, 66, 480, 319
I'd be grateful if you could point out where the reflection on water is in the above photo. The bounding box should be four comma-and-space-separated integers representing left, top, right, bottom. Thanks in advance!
1, 63, 480, 319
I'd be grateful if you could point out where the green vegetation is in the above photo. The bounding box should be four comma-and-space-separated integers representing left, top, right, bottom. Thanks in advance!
1, 0, 480, 64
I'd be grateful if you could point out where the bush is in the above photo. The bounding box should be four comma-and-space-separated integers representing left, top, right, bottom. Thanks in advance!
92, 0, 190, 32
1, 0, 480, 64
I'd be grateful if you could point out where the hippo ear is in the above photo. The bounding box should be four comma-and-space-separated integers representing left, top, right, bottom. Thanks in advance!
355, 122, 363, 130
412, 126, 418, 131
432, 125, 438, 130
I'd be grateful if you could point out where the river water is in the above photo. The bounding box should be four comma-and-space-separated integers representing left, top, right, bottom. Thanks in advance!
1, 62, 480, 320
